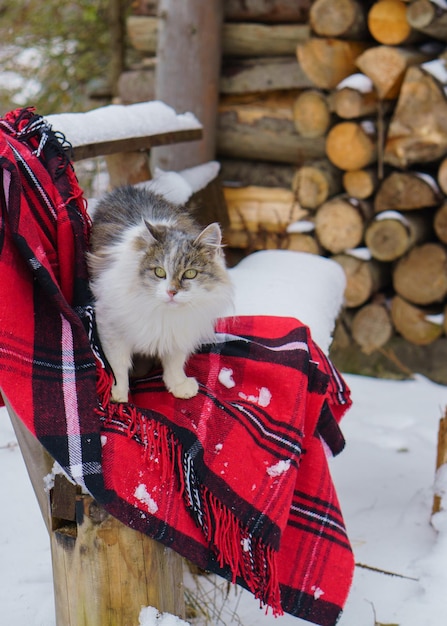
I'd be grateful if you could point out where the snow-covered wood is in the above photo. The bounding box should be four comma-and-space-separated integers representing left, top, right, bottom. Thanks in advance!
45, 101, 202, 161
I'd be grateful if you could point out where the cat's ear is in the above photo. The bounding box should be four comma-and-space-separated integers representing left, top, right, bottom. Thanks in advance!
143, 220, 162, 243
194, 223, 222, 248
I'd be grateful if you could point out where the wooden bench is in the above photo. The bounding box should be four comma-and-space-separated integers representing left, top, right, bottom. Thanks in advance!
4, 100, 205, 626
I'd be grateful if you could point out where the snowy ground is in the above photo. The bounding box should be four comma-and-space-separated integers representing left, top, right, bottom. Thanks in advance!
1, 373, 447, 626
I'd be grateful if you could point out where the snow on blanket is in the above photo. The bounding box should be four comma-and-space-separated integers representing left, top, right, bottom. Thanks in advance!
0, 107, 354, 626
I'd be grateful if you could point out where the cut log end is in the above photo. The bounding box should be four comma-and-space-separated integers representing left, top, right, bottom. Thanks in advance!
352, 302, 394, 353
293, 90, 331, 138
391, 295, 444, 346
393, 243, 447, 306
315, 196, 366, 253
368, 0, 414, 45
297, 38, 369, 90
326, 121, 377, 171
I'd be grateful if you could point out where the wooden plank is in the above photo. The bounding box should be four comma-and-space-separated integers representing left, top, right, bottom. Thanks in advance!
70, 128, 202, 161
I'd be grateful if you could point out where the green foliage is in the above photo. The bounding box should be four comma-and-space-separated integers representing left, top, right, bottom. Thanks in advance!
0, 0, 114, 115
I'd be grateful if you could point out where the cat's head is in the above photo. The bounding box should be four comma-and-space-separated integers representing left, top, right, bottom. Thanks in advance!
134, 220, 232, 308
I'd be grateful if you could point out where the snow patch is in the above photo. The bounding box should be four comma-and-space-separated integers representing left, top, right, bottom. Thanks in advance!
239, 387, 272, 407
43, 461, 76, 493
376, 210, 410, 226
218, 367, 236, 389
287, 220, 315, 234
434, 463, 447, 499
134, 484, 158, 514
266, 459, 292, 478
311, 586, 325, 600
424, 313, 443, 326
258, 387, 272, 407
45, 101, 201, 148
344, 247, 372, 261
336, 73, 373, 93
139, 606, 190, 626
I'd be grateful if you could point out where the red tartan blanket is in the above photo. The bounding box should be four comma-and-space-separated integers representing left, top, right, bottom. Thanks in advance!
0, 108, 354, 625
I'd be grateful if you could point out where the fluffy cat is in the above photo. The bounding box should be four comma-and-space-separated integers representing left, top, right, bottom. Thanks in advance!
87, 185, 233, 402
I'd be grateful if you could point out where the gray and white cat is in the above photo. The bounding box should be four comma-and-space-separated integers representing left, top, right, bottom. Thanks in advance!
87, 185, 233, 402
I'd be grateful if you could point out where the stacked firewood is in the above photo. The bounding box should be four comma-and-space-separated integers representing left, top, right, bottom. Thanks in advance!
125, 0, 447, 355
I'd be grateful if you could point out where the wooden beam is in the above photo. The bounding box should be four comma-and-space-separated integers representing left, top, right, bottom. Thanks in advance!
70, 128, 202, 161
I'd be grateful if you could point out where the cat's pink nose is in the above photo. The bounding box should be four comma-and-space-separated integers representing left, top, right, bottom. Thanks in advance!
167, 288, 177, 298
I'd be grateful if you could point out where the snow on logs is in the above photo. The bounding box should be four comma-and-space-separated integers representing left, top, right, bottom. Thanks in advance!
122, 0, 447, 351
295, 0, 447, 350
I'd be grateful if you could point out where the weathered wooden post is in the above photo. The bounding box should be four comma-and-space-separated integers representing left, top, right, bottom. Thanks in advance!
153, 0, 224, 171
6, 398, 185, 626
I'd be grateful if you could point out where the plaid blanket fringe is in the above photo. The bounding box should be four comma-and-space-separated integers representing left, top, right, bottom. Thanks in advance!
0, 108, 354, 625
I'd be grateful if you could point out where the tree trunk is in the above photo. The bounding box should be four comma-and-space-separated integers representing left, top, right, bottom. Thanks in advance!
384, 65, 447, 168
314, 195, 372, 253
393, 242, 447, 305
325, 120, 377, 171
406, 0, 447, 42
310, 0, 368, 39
367, 0, 422, 45
374, 170, 442, 213
342, 167, 379, 199
365, 209, 433, 261
351, 301, 394, 353
293, 90, 332, 138
297, 38, 370, 90
153, 0, 223, 170
332, 253, 390, 307
391, 294, 444, 345
292, 160, 343, 210
355, 45, 432, 99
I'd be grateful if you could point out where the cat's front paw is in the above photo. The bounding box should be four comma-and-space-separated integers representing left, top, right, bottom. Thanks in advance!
111, 384, 129, 403
168, 376, 199, 399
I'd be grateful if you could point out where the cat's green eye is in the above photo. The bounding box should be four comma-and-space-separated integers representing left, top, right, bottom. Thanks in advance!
154, 267, 166, 279
182, 269, 198, 280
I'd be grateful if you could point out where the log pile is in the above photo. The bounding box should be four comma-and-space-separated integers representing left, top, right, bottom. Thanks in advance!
122, 0, 447, 378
